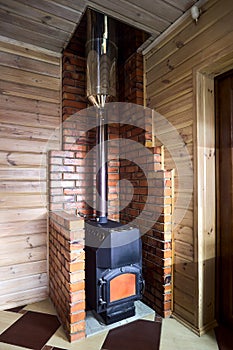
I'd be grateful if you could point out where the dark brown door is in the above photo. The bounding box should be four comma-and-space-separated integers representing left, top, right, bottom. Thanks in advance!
215, 69, 233, 327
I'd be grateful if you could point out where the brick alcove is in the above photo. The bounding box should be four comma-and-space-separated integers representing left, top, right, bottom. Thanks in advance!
48, 14, 174, 342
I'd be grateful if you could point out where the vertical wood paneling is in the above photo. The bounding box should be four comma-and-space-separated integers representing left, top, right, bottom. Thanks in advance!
0, 41, 61, 310
145, 0, 233, 333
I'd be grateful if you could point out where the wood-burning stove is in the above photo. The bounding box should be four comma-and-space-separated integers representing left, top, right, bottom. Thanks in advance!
84, 9, 144, 325
85, 220, 144, 324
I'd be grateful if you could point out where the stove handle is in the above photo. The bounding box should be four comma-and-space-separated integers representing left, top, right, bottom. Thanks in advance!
140, 278, 145, 295
98, 278, 107, 307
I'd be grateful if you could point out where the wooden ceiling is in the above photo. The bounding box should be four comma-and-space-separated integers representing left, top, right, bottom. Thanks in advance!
0, 0, 200, 53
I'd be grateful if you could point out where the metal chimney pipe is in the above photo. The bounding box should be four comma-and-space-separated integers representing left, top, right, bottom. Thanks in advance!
86, 9, 117, 108
96, 108, 108, 223
86, 9, 117, 223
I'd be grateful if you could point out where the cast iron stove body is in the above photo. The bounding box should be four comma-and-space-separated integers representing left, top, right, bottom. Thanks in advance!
85, 219, 144, 325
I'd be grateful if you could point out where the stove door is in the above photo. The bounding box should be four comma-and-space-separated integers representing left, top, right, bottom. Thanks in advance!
110, 273, 136, 302
97, 265, 143, 312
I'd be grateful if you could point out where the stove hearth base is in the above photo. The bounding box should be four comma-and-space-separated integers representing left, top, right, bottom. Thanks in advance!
86, 301, 155, 336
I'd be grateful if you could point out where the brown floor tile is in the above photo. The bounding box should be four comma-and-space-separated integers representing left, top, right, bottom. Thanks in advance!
0, 311, 60, 350
5, 306, 27, 313
101, 319, 161, 350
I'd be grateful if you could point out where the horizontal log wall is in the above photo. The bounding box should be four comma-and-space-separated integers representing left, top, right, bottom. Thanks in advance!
0, 40, 61, 309
144, 0, 233, 332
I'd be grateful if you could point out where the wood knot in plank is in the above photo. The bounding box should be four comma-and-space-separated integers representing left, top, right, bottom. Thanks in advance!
167, 59, 174, 71
6, 153, 16, 166
175, 41, 184, 48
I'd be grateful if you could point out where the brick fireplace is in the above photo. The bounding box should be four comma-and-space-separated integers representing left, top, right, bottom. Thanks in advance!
48, 18, 174, 342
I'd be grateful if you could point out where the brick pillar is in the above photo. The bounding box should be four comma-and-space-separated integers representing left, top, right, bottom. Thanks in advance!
118, 54, 174, 317
142, 169, 174, 317
120, 140, 174, 317
49, 211, 85, 342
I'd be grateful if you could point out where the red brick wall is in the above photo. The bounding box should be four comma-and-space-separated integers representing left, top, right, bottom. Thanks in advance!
108, 124, 120, 221
49, 149, 94, 216
118, 52, 174, 317
119, 128, 174, 317
57, 48, 120, 220
119, 52, 144, 105
139, 169, 173, 317
49, 211, 85, 342
63, 53, 87, 122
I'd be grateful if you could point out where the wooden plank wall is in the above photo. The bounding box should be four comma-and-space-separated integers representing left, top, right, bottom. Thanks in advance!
0, 41, 61, 310
144, 0, 233, 331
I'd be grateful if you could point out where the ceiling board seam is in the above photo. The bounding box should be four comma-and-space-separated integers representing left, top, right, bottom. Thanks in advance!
41, 0, 84, 15
122, 0, 183, 22
162, 0, 187, 12
0, 35, 61, 58
0, 22, 65, 51
0, 9, 72, 38
8, 0, 82, 23
86, 1, 161, 35
0, 0, 78, 29
108, 0, 171, 26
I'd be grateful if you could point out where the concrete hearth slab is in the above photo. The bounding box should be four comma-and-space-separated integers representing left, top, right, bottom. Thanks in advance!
86, 301, 155, 336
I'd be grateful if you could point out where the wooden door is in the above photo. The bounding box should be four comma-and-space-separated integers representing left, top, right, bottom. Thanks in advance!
215, 69, 233, 326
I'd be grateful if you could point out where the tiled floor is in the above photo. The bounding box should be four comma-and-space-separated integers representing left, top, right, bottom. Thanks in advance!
86, 300, 155, 336
0, 298, 219, 350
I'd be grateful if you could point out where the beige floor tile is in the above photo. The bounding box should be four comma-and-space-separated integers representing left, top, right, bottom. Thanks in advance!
0, 343, 28, 350
47, 325, 108, 350
0, 311, 23, 334
160, 318, 218, 350
23, 298, 57, 315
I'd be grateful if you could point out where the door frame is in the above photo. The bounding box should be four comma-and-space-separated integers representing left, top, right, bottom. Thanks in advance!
214, 68, 233, 325
194, 53, 233, 334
